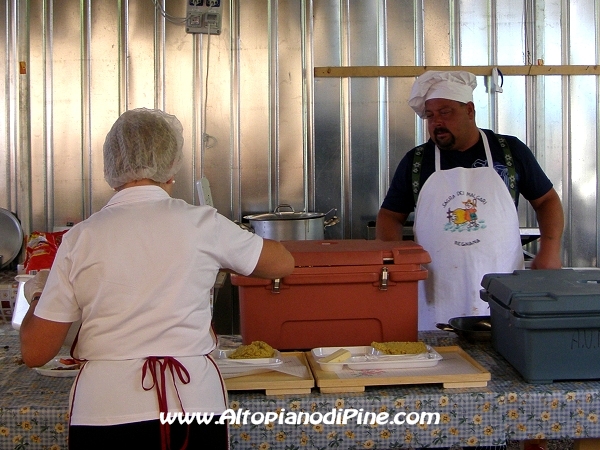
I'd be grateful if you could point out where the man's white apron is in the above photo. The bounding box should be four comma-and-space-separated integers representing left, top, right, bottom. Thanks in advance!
414, 129, 524, 330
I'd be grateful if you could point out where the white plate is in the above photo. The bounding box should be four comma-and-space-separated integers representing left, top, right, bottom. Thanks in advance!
12, 275, 34, 331
210, 348, 283, 367
217, 367, 275, 378
311, 346, 371, 372
33, 357, 81, 377
312, 345, 443, 372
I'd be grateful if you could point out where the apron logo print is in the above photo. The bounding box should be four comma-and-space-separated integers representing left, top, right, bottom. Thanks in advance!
444, 197, 487, 233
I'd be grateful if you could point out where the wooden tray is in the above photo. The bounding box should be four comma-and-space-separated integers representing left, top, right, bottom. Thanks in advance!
223, 352, 315, 395
306, 346, 490, 393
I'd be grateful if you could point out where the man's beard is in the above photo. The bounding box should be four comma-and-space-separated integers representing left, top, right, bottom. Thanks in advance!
433, 127, 456, 150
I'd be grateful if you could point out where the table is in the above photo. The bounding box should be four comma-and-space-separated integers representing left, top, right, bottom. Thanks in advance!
1, 327, 600, 450
0, 272, 17, 323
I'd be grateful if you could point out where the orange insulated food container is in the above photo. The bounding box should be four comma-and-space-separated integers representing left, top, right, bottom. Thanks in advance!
231, 239, 431, 350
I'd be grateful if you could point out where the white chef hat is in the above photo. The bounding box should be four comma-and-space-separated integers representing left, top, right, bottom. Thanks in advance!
408, 71, 477, 118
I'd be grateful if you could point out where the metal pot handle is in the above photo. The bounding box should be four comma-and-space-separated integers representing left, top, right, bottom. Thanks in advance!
274, 204, 295, 214
324, 216, 340, 228
435, 323, 455, 332
235, 221, 255, 233
323, 208, 339, 228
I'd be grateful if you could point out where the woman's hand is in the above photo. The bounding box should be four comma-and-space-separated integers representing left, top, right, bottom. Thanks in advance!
24, 270, 50, 304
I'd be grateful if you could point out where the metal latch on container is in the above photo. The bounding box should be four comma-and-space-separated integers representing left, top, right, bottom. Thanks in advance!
379, 267, 388, 291
272, 278, 281, 293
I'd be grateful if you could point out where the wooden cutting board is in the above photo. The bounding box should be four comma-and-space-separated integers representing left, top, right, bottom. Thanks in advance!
223, 352, 315, 395
306, 346, 490, 393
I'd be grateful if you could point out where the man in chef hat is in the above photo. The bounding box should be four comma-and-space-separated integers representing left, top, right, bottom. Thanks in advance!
376, 70, 564, 331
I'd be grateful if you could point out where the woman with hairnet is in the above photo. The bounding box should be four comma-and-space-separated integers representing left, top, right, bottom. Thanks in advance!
20, 108, 295, 450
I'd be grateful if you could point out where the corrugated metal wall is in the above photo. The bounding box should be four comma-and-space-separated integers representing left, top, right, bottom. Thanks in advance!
1, 0, 599, 267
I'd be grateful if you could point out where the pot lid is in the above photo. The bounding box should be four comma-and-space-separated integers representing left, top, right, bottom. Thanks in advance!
244, 204, 326, 221
244, 211, 325, 221
0, 208, 24, 268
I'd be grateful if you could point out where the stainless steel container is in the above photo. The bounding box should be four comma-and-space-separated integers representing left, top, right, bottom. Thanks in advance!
244, 204, 338, 241
0, 208, 23, 269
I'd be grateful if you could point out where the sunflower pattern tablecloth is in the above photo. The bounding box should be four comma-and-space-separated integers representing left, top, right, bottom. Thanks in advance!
1, 327, 600, 449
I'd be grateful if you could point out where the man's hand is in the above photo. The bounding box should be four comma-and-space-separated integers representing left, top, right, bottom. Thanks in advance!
529, 188, 564, 270
376, 209, 409, 241
530, 246, 562, 269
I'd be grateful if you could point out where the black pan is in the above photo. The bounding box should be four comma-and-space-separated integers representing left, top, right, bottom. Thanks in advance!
436, 316, 492, 341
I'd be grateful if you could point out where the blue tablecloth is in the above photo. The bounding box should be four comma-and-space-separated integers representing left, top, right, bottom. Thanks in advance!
0, 326, 597, 449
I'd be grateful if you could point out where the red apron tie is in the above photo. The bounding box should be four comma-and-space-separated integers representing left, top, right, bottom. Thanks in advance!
142, 356, 191, 450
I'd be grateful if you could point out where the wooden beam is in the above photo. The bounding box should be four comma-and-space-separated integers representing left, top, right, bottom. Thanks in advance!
314, 65, 600, 78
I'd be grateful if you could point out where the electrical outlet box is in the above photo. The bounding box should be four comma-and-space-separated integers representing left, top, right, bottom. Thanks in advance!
186, 0, 222, 35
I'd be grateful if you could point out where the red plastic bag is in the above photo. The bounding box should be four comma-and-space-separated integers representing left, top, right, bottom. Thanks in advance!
24, 230, 68, 274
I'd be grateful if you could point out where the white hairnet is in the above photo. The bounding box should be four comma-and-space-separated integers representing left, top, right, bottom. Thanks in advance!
408, 71, 477, 118
103, 108, 184, 189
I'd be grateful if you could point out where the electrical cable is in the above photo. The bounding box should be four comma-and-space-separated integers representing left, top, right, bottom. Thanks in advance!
151, 0, 186, 25
151, 0, 217, 152
203, 23, 217, 150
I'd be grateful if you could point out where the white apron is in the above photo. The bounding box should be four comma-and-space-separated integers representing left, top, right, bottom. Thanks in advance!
414, 129, 524, 330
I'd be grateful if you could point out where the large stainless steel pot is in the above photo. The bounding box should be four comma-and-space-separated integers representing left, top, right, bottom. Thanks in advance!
244, 204, 339, 240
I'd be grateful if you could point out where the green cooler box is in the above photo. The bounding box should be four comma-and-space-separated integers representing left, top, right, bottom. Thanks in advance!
480, 269, 600, 384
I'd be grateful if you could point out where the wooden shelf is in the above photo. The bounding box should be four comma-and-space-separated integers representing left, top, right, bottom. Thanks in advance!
223, 352, 315, 395
314, 65, 600, 78
306, 346, 491, 393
